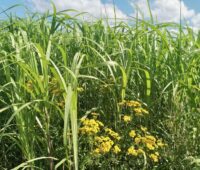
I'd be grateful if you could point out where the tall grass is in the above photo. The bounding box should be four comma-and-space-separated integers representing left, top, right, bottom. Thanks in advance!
0, 4, 200, 169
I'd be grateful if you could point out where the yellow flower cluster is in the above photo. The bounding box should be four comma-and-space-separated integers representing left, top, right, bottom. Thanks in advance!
141, 126, 148, 132
112, 145, 121, 154
122, 115, 132, 122
133, 134, 164, 150
105, 128, 121, 140
118, 100, 141, 107
127, 131, 165, 163
127, 146, 144, 156
149, 152, 159, 162
129, 130, 136, 138
157, 139, 166, 147
132, 133, 166, 162
126, 100, 142, 107
126, 127, 166, 163
79, 118, 104, 135
145, 135, 166, 150
133, 107, 149, 116
144, 135, 157, 150
118, 100, 149, 116
79, 108, 166, 165
94, 136, 114, 154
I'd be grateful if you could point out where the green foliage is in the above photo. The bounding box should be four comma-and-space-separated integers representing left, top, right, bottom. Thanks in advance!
0, 4, 200, 170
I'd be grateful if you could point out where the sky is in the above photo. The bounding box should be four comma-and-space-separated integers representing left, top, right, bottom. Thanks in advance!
1, 0, 200, 28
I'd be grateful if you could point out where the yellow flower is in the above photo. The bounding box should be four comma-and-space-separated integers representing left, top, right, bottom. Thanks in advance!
79, 118, 103, 135
141, 126, 148, 132
126, 100, 142, 107
95, 136, 102, 142
127, 146, 138, 156
113, 145, 121, 154
141, 108, 149, 114
146, 143, 155, 150
100, 141, 114, 153
133, 108, 143, 116
145, 135, 156, 143
93, 148, 100, 154
105, 128, 111, 132
149, 153, 159, 162
143, 135, 157, 150
118, 100, 126, 106
135, 136, 142, 144
94, 136, 114, 154
80, 117, 86, 122
129, 130, 136, 138
95, 136, 110, 143
105, 128, 120, 140
134, 108, 149, 116
126, 102, 134, 107
123, 115, 132, 122
79, 126, 99, 135
157, 139, 166, 147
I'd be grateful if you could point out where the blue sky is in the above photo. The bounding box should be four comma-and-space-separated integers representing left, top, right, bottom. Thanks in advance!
1, 0, 200, 27
1, 0, 200, 13
184, 0, 200, 13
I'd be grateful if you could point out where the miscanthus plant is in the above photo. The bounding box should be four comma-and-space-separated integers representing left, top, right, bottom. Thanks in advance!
0, 3, 200, 170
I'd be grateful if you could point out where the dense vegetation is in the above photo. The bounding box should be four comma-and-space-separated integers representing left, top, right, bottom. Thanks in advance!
0, 5, 200, 170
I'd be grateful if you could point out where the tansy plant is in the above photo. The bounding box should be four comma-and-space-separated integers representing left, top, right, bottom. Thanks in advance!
78, 100, 167, 169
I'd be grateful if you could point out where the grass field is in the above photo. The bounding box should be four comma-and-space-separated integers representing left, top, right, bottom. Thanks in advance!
0, 3, 200, 170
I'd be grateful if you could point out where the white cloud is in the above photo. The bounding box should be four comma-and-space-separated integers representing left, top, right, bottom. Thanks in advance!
130, 0, 200, 29
153, 0, 194, 22
29, 0, 200, 29
191, 13, 200, 28
28, 0, 51, 13
130, 0, 194, 22
29, 0, 127, 19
